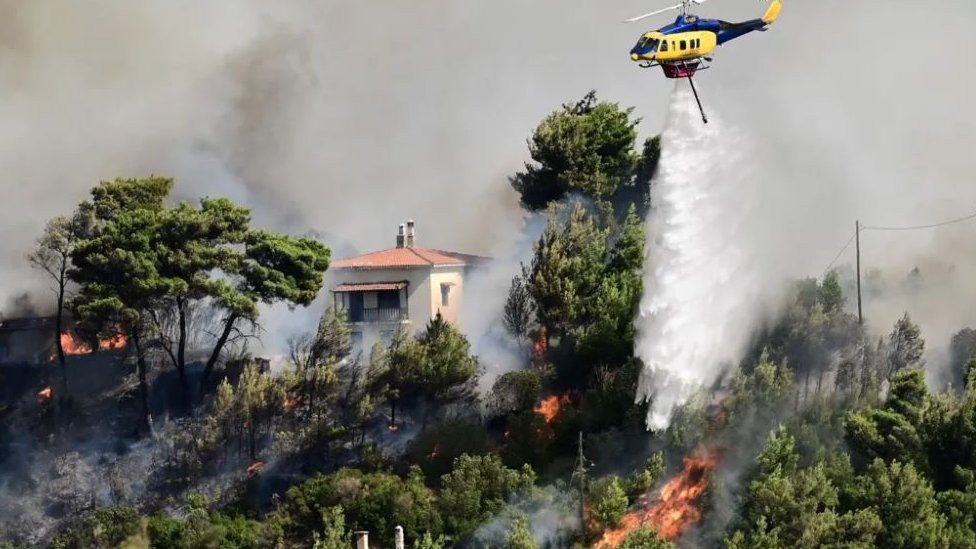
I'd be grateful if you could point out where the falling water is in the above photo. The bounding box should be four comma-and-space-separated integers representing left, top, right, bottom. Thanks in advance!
635, 83, 766, 430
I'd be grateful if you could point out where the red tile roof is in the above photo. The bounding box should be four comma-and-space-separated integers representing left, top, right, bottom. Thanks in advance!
331, 247, 490, 270
333, 281, 408, 292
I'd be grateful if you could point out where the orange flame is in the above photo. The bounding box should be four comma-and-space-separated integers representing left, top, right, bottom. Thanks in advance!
388, 423, 400, 433
37, 386, 53, 403
531, 327, 548, 362
246, 461, 265, 478
534, 392, 572, 425
596, 448, 720, 547
429, 443, 442, 460
98, 332, 127, 350
60, 330, 127, 355
60, 332, 92, 355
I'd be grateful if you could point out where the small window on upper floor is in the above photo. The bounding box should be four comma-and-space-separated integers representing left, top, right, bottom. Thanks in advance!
440, 283, 451, 307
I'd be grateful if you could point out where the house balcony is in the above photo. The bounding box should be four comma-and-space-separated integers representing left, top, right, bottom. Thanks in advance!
346, 307, 409, 324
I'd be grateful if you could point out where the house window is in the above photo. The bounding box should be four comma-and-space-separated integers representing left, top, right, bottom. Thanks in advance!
377, 290, 400, 310
440, 283, 451, 307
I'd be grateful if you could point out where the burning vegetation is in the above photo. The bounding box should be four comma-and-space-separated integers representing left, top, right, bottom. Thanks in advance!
58, 330, 127, 356
534, 392, 572, 424
59, 331, 91, 355
597, 448, 721, 548
36, 386, 53, 404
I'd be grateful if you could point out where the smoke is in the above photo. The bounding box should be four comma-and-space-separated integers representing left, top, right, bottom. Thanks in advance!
0, 0, 662, 313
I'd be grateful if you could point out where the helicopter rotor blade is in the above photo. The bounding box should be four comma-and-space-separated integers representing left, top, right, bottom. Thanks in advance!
623, 3, 683, 23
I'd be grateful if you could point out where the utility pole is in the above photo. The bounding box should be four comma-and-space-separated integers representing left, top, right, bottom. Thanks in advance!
855, 220, 863, 325
573, 431, 588, 532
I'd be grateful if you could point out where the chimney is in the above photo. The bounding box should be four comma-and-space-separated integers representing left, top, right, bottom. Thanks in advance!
355, 531, 369, 549
394, 526, 404, 549
396, 224, 406, 249
406, 219, 415, 248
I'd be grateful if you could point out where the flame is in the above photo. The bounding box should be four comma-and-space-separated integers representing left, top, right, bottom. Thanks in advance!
388, 423, 400, 432
429, 443, 442, 460
531, 327, 548, 362
59, 330, 127, 354
534, 392, 572, 425
60, 332, 92, 355
246, 461, 265, 478
596, 448, 720, 547
98, 332, 127, 350
37, 386, 53, 403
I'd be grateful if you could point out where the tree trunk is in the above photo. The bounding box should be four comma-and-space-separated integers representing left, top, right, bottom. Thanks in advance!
55, 275, 67, 394
132, 331, 153, 436
203, 313, 240, 383
390, 399, 397, 428
176, 297, 187, 387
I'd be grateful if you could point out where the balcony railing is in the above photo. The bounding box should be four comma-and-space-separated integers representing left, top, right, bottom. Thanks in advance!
347, 307, 407, 323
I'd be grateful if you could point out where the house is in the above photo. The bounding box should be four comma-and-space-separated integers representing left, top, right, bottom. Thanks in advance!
329, 220, 489, 350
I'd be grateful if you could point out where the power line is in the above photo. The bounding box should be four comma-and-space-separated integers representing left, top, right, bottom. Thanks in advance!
821, 230, 857, 277
820, 206, 976, 276
860, 208, 976, 232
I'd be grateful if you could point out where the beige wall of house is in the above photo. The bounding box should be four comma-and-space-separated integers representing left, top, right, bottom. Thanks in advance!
428, 267, 464, 324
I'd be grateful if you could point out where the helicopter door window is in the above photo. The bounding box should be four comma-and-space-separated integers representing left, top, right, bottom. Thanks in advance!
680, 40, 687, 50
660, 41, 668, 52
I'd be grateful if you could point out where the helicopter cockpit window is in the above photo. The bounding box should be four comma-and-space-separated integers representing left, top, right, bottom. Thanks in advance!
637, 36, 660, 52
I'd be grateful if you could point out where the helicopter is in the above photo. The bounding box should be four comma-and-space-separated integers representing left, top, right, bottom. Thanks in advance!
625, 0, 782, 123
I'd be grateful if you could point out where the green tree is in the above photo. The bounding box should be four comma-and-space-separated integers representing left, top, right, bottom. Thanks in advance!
511, 91, 641, 210
312, 506, 349, 549
528, 202, 608, 341
282, 466, 441, 543
503, 271, 535, 345
413, 533, 446, 549
848, 459, 947, 548
618, 526, 674, 549
886, 312, 925, 379
489, 369, 545, 413
627, 452, 665, 498
589, 476, 629, 530
818, 271, 844, 314
68, 178, 330, 421
845, 369, 930, 472
439, 454, 536, 539
51, 506, 140, 549
951, 328, 976, 388
574, 205, 645, 368
416, 312, 479, 426
503, 516, 538, 549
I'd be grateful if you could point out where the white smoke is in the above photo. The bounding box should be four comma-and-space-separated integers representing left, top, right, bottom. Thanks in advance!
635, 84, 772, 430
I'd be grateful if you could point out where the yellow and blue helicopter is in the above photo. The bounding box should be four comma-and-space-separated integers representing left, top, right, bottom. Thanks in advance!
625, 0, 782, 122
